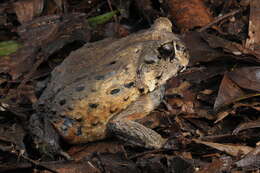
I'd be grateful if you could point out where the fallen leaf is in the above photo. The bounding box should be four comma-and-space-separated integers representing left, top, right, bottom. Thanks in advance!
233, 119, 260, 135
41, 160, 101, 173
166, 0, 213, 31
196, 157, 232, 173
68, 140, 123, 161
13, 0, 44, 24
0, 13, 90, 80
201, 32, 260, 61
193, 139, 253, 156
227, 66, 260, 92
214, 74, 246, 110
235, 145, 260, 170
183, 32, 225, 64
233, 102, 260, 111
214, 111, 230, 123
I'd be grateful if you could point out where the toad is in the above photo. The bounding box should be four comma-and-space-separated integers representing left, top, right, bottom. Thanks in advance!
32, 17, 189, 153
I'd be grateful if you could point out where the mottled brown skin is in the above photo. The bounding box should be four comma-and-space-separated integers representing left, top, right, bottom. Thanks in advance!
34, 17, 189, 149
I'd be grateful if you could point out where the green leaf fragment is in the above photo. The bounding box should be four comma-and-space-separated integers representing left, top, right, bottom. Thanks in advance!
87, 10, 118, 27
0, 40, 22, 56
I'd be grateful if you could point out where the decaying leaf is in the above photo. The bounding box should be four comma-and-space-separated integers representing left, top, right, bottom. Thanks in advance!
235, 145, 260, 171
68, 140, 123, 161
182, 32, 225, 64
214, 74, 246, 110
166, 0, 213, 31
233, 119, 260, 135
214, 111, 230, 123
193, 139, 253, 156
227, 66, 260, 92
0, 13, 90, 80
196, 157, 232, 173
201, 32, 260, 61
0, 123, 26, 153
13, 0, 44, 24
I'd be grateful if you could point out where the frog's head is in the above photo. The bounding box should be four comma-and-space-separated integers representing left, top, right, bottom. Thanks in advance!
137, 18, 189, 92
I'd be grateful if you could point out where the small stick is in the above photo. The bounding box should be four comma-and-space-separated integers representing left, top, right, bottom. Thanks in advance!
198, 9, 241, 32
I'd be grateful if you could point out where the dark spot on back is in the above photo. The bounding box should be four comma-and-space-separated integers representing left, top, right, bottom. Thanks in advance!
76, 126, 82, 136
124, 82, 135, 88
59, 99, 66, 106
75, 86, 85, 92
108, 61, 117, 65
89, 103, 99, 108
95, 75, 105, 80
110, 88, 120, 95
91, 88, 97, 92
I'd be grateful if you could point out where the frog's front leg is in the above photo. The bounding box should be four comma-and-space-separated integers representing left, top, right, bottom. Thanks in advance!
107, 86, 166, 149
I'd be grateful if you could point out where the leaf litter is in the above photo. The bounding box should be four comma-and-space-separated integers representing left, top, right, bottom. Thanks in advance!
0, 0, 260, 172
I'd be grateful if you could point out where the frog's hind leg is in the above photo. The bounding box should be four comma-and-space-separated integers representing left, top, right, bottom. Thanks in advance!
107, 86, 166, 149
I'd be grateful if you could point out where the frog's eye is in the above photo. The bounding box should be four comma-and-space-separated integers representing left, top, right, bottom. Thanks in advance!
158, 43, 175, 60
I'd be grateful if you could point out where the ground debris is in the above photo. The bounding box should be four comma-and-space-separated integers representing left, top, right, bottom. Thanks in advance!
0, 0, 260, 172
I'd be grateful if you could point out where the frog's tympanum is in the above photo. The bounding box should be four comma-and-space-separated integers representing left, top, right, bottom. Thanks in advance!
33, 17, 189, 151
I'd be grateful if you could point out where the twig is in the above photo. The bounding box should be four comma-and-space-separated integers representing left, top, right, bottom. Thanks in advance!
128, 149, 164, 160
198, 9, 241, 32
107, 0, 118, 23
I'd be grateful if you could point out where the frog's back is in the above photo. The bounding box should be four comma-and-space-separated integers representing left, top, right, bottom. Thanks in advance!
37, 37, 147, 143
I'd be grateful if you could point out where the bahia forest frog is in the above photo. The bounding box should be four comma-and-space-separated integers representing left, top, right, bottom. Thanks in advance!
32, 17, 189, 153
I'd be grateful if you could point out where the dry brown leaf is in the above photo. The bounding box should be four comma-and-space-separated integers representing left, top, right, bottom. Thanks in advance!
233, 102, 260, 111
13, 0, 44, 24
193, 139, 253, 156
214, 74, 246, 110
166, 0, 213, 31
0, 13, 90, 80
68, 140, 123, 161
233, 119, 260, 135
41, 161, 101, 173
201, 32, 260, 61
196, 157, 232, 173
182, 32, 225, 64
214, 111, 230, 123
235, 145, 260, 170
227, 66, 260, 92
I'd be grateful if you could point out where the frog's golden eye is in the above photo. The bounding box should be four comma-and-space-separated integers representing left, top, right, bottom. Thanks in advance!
158, 43, 175, 60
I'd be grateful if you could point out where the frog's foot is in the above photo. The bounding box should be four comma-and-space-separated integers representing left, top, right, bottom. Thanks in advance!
107, 86, 166, 149
108, 120, 166, 149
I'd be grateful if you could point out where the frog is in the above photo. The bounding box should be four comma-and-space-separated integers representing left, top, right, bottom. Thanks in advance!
32, 17, 189, 153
